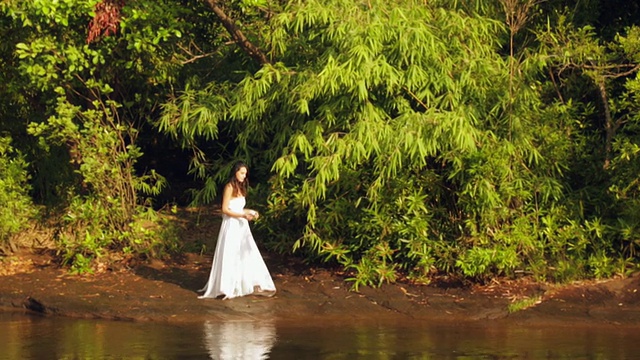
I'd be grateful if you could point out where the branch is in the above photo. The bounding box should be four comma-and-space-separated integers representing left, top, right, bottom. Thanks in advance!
203, 0, 270, 66
548, 67, 564, 103
176, 42, 216, 65
403, 86, 429, 111
601, 64, 640, 79
598, 79, 614, 169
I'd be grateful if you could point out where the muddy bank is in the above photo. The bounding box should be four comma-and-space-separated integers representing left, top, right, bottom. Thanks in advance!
1, 251, 639, 327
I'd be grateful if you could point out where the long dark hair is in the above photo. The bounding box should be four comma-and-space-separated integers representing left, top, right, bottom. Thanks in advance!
228, 161, 248, 197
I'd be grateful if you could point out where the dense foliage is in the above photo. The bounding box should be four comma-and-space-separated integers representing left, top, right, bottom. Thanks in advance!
0, 137, 36, 254
2, 0, 640, 285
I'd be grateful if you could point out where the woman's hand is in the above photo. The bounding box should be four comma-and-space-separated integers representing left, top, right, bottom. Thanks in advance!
244, 209, 259, 221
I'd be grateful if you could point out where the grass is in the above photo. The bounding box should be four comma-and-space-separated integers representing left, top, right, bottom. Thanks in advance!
507, 295, 543, 313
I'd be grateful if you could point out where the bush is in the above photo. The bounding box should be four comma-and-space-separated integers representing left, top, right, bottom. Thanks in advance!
0, 136, 37, 252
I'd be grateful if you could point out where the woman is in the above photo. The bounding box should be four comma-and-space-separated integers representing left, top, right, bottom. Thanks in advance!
198, 161, 276, 299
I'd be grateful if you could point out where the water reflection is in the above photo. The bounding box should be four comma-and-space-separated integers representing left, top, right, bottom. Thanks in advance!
268, 320, 640, 359
203, 319, 276, 359
0, 312, 207, 359
1, 312, 639, 359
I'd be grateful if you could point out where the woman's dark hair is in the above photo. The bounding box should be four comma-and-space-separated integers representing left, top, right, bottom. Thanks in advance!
228, 161, 249, 197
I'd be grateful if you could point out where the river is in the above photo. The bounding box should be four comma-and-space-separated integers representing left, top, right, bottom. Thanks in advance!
1, 311, 637, 359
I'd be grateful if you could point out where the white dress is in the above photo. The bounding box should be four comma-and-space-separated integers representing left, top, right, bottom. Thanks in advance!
198, 196, 276, 299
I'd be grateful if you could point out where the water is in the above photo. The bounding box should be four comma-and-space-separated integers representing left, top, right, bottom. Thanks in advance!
1, 311, 638, 359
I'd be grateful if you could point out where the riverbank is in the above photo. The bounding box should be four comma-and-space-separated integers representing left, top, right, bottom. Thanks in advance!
1, 250, 639, 327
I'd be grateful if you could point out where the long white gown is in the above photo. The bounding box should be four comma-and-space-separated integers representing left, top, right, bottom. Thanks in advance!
198, 196, 276, 300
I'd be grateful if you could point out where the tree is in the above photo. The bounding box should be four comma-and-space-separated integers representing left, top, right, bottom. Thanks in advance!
0, 0, 201, 271
537, 15, 640, 265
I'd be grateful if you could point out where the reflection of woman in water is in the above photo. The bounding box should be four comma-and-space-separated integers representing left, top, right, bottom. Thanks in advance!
203, 319, 276, 360
198, 161, 276, 300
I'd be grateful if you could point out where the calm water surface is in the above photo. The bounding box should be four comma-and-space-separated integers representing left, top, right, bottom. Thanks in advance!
1, 312, 638, 359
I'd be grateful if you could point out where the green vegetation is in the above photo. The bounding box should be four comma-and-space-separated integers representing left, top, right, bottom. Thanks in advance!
1, 0, 640, 287
0, 137, 36, 254
507, 295, 543, 313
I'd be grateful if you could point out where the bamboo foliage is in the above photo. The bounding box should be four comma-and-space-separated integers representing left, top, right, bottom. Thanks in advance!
162, 0, 588, 285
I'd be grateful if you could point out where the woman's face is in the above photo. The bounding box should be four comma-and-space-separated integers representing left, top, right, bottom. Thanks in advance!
235, 166, 248, 183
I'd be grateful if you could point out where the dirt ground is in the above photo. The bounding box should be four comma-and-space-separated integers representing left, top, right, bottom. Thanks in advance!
1, 249, 640, 328
2, 207, 640, 328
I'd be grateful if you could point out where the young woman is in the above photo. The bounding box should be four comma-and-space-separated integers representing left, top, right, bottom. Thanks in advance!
198, 161, 276, 299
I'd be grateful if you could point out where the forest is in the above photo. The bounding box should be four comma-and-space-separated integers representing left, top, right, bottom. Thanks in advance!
1, 0, 640, 289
